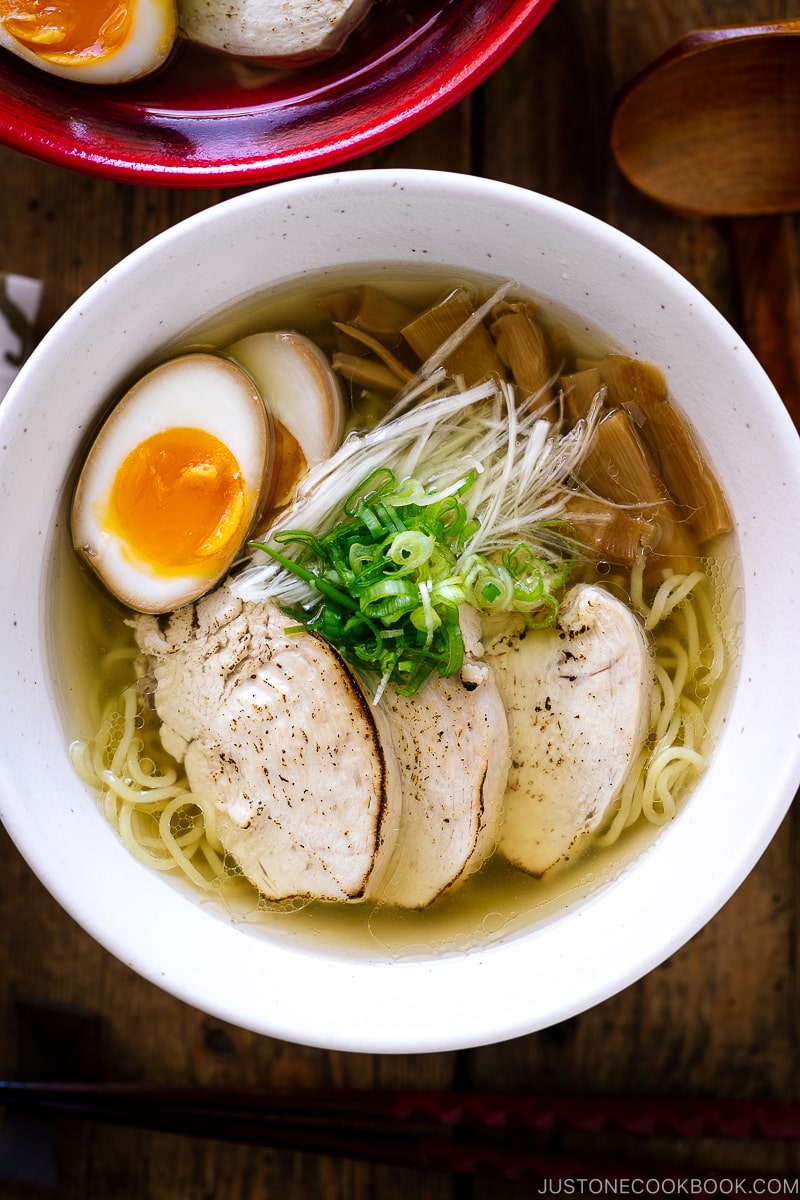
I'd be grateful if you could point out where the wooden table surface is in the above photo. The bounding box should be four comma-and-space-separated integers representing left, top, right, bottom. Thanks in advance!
1, 0, 799, 1195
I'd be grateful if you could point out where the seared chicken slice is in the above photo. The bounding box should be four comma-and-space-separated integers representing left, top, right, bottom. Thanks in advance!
179, 0, 373, 63
133, 589, 400, 902
485, 584, 652, 875
378, 650, 510, 910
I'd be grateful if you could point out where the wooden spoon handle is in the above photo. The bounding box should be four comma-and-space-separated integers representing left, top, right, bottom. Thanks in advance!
730, 214, 800, 428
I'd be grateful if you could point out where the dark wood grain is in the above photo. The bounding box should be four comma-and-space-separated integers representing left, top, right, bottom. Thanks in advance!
1, 0, 799, 1195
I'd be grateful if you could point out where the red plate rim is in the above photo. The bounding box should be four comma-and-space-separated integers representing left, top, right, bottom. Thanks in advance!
0, 0, 557, 187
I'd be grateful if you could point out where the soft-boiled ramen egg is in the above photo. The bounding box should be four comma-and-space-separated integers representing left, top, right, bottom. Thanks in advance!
71, 353, 272, 614
0, 0, 177, 84
227, 331, 345, 511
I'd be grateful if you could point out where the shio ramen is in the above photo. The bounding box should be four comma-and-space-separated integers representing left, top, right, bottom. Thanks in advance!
65, 274, 737, 954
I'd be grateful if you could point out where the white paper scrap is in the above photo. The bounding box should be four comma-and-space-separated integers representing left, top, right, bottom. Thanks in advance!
0, 272, 43, 400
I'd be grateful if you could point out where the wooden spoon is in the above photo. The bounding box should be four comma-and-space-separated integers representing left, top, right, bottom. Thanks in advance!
610, 21, 800, 427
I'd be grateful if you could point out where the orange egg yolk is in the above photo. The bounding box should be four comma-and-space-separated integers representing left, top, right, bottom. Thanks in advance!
0, 0, 131, 62
108, 427, 249, 577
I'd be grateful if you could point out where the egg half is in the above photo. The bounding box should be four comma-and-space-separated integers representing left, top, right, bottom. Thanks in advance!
227, 330, 345, 512
71, 353, 272, 614
0, 0, 177, 84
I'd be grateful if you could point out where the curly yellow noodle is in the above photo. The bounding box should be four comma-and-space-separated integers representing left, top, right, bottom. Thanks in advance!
100, 769, 187, 806
694, 582, 725, 689
679, 696, 706, 750
199, 840, 227, 875
596, 746, 648, 845
125, 742, 177, 789
73, 548, 728, 893
652, 662, 678, 746
72, 683, 232, 892
109, 685, 137, 777
158, 796, 221, 889
657, 635, 690, 700
646, 669, 662, 732
68, 739, 96, 787
87, 713, 113, 780
102, 786, 120, 827
645, 570, 706, 630
628, 557, 646, 613
117, 802, 177, 871
642, 747, 706, 824
121, 802, 208, 855
677, 598, 701, 678
600, 560, 725, 848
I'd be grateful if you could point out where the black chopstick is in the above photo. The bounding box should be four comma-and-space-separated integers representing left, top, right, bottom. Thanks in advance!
4, 1084, 799, 1140
2, 1083, 799, 1184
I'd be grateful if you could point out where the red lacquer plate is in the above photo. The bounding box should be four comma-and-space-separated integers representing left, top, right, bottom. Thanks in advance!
0, 0, 556, 188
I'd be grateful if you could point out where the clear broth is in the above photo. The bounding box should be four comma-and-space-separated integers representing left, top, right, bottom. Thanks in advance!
51, 269, 742, 962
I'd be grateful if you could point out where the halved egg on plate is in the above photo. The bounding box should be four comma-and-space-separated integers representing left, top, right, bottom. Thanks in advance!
71, 353, 272, 614
0, 0, 178, 85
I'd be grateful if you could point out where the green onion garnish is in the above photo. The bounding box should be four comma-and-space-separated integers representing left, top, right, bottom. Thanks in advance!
250, 469, 571, 700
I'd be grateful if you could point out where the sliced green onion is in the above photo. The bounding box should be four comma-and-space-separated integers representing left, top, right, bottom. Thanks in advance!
344, 466, 395, 515
387, 530, 435, 573
249, 466, 571, 698
250, 542, 359, 611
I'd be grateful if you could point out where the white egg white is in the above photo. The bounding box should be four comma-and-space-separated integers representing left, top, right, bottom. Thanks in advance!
71, 353, 272, 614
227, 330, 345, 473
0, 0, 178, 85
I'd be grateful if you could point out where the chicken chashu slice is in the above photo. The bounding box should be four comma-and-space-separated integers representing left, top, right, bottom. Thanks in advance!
179, 0, 373, 63
379, 624, 510, 909
484, 584, 652, 875
133, 589, 401, 903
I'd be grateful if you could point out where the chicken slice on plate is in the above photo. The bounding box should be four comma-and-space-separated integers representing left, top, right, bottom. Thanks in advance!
133, 589, 401, 902
379, 632, 510, 909
484, 584, 652, 875
179, 0, 374, 63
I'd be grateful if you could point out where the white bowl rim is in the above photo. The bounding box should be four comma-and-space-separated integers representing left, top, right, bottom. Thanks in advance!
1, 169, 799, 1053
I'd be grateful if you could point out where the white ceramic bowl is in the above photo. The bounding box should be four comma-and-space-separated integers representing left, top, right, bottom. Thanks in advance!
2, 170, 800, 1054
